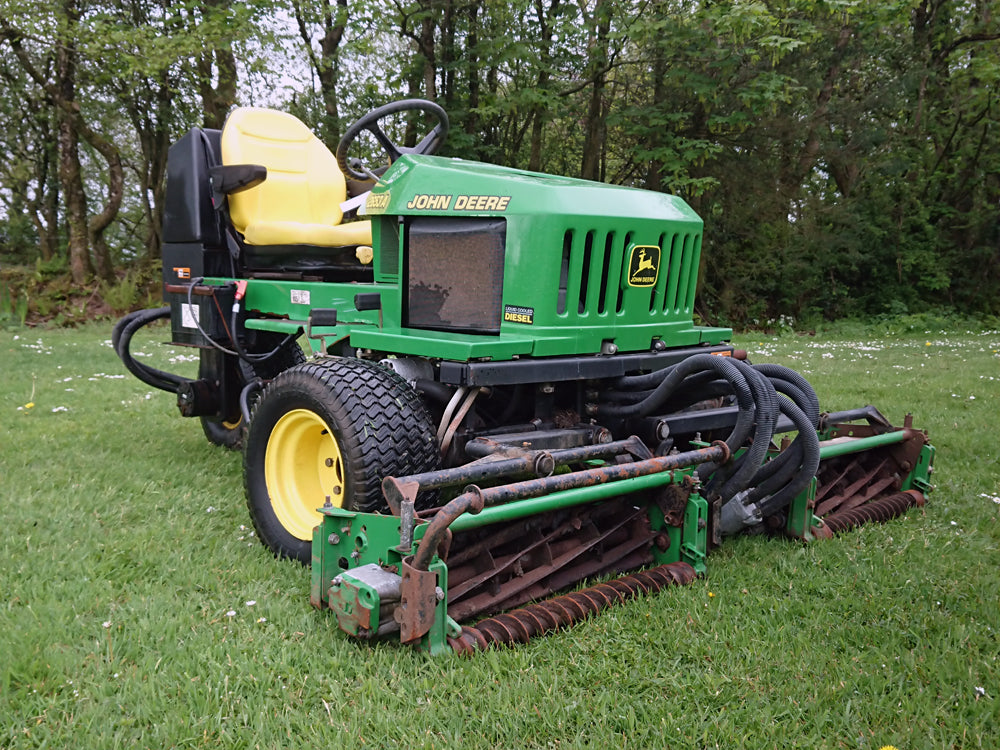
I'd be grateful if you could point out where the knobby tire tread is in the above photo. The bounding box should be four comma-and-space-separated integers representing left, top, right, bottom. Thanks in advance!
244, 356, 439, 562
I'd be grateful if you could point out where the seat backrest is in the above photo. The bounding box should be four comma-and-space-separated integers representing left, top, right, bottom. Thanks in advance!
220, 108, 348, 237
162, 128, 223, 246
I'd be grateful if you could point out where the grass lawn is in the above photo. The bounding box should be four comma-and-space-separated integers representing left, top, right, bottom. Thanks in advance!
1, 321, 998, 749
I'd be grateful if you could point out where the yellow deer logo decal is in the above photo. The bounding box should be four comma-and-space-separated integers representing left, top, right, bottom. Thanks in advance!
627, 245, 660, 287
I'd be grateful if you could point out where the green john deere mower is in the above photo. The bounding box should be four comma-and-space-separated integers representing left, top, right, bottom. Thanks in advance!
115, 99, 934, 655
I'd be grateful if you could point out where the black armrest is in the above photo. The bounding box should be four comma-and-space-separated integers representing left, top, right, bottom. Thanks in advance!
209, 164, 267, 208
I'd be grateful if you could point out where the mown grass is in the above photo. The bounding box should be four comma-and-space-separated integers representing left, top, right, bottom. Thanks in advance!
1, 322, 997, 749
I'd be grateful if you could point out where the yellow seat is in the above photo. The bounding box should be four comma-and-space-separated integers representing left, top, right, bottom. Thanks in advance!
220, 108, 372, 247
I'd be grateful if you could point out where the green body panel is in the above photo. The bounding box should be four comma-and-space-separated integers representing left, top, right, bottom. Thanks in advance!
224, 154, 731, 361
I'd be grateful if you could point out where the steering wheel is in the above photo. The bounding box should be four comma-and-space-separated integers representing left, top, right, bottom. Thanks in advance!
336, 99, 449, 181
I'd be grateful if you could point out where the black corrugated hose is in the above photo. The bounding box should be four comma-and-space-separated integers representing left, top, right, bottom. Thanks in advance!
112, 307, 193, 393
597, 353, 822, 523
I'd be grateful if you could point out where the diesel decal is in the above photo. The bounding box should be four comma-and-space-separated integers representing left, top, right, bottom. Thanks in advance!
173, 266, 191, 280
406, 194, 453, 210
454, 195, 511, 211
626, 245, 660, 288
503, 304, 534, 324
365, 191, 391, 212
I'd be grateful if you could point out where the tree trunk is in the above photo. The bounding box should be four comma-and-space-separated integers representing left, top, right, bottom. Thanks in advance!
83, 127, 123, 281
27, 121, 59, 261
441, 0, 455, 108
419, 12, 436, 99
293, 0, 347, 143
464, 3, 480, 140
529, 0, 561, 172
579, 0, 610, 181
196, 0, 238, 130
54, 0, 92, 284
144, 83, 172, 260
198, 47, 237, 130
644, 50, 668, 192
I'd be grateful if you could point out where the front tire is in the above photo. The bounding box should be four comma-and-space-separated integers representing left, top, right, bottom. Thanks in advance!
243, 357, 440, 563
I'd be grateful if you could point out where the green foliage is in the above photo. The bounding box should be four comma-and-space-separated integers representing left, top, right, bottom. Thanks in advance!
0, 282, 29, 328
2, 0, 998, 324
0, 214, 39, 264
0, 260, 160, 326
98, 263, 161, 314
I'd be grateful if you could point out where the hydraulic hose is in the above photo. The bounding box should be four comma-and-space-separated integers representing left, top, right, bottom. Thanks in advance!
754, 363, 820, 428
239, 378, 265, 425
113, 307, 193, 393
598, 354, 776, 504
734, 375, 814, 490
746, 397, 820, 506
598, 353, 822, 521
604, 378, 732, 408
598, 354, 753, 425
755, 396, 821, 516
709, 359, 778, 501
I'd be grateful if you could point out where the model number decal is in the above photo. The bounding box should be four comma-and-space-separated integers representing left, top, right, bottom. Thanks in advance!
290, 289, 311, 305
366, 191, 391, 212
404, 194, 512, 212
504, 305, 534, 324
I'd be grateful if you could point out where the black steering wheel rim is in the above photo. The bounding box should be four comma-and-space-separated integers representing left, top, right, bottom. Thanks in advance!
336, 99, 449, 181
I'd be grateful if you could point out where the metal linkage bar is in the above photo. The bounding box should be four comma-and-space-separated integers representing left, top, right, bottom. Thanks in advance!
381, 435, 652, 514
816, 429, 915, 460
382, 435, 650, 513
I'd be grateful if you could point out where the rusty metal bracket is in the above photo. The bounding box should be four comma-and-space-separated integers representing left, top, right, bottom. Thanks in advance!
397, 555, 442, 644
654, 479, 691, 527
382, 477, 420, 516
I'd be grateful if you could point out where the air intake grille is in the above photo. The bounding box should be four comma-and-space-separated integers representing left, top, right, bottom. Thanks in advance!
557, 228, 700, 319
405, 217, 506, 334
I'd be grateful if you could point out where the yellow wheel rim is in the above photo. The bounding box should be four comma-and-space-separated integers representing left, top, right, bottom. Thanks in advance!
264, 409, 345, 541
222, 415, 243, 430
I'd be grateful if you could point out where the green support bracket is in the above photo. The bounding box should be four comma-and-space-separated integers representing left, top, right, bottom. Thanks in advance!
785, 476, 822, 541
680, 493, 708, 575
902, 444, 936, 494
311, 506, 409, 610
328, 568, 383, 637
420, 559, 460, 657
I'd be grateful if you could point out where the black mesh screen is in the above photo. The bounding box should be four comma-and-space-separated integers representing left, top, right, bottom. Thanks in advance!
405, 217, 506, 334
